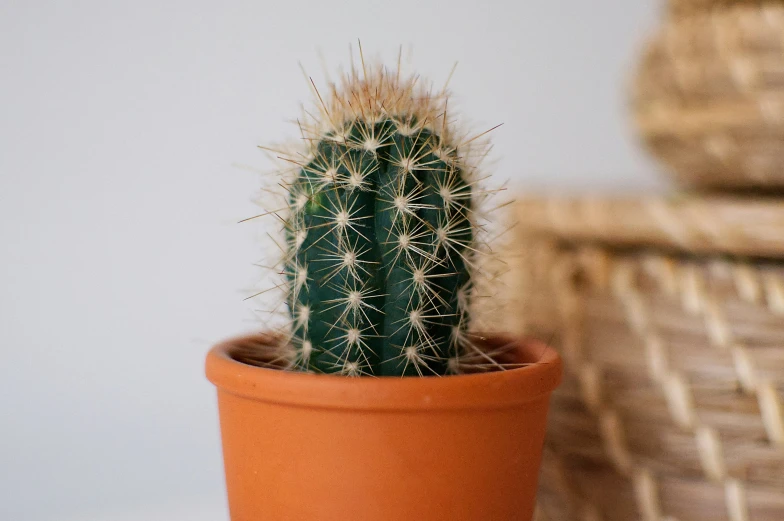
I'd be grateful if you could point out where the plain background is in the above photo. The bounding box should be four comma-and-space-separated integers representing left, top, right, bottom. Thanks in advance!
1, 1, 665, 520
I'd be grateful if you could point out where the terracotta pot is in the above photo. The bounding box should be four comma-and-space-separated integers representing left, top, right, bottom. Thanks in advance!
206, 334, 562, 521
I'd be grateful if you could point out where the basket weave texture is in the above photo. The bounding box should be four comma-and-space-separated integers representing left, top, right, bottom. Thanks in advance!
514, 198, 784, 521
668, 0, 777, 17
632, 2, 784, 188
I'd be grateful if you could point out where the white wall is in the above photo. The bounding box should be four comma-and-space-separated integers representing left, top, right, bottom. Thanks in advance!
0, 1, 663, 519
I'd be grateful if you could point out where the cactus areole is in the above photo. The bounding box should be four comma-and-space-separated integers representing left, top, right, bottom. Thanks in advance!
275, 62, 495, 377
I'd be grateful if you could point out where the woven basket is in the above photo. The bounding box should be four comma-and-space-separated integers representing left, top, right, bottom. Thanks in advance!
512, 197, 784, 521
668, 0, 774, 17
632, 2, 784, 189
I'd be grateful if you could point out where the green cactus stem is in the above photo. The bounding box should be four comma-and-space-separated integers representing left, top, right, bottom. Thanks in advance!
274, 61, 493, 376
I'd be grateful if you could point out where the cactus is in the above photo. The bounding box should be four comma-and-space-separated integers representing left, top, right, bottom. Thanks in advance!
259, 56, 501, 376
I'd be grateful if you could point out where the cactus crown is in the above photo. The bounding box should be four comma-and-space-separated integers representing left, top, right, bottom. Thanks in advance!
255, 55, 504, 377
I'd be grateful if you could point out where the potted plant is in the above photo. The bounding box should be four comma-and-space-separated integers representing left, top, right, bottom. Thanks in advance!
206, 54, 562, 521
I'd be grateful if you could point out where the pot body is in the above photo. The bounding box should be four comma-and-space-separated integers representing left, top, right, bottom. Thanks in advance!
206, 335, 561, 521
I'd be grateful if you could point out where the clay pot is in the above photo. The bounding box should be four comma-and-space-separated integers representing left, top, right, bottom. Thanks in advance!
206, 333, 561, 521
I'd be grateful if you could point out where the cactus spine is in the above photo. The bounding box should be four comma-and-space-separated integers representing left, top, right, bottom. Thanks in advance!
271, 59, 495, 376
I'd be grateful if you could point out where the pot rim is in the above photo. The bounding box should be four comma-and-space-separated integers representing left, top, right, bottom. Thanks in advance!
206, 333, 562, 411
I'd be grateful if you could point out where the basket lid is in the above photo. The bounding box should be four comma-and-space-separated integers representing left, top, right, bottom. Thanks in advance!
516, 195, 784, 259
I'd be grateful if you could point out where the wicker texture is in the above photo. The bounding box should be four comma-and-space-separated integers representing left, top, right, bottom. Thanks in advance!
668, 0, 776, 17
516, 196, 784, 258
515, 198, 784, 521
632, 2, 784, 188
